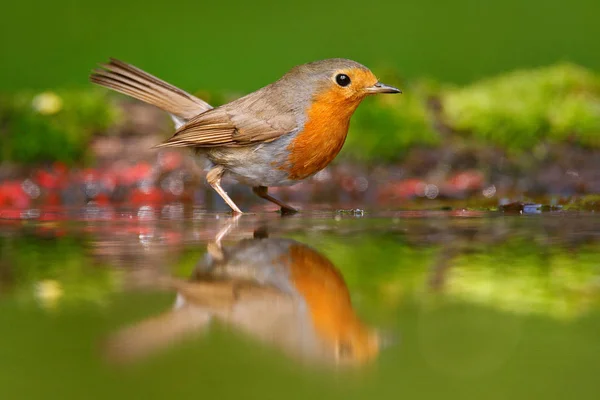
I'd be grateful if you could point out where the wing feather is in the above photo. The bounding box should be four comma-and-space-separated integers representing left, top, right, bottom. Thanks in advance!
155, 93, 298, 148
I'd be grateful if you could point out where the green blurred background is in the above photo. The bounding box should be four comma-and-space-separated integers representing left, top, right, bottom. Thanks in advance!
2, 3, 600, 396
2, 0, 598, 91
1, 0, 600, 194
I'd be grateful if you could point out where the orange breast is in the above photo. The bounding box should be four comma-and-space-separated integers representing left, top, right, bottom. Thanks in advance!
284, 91, 361, 180
287, 244, 378, 362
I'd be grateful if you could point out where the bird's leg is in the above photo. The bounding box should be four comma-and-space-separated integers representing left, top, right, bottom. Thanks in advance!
214, 213, 240, 244
206, 213, 240, 261
206, 166, 243, 215
252, 186, 298, 215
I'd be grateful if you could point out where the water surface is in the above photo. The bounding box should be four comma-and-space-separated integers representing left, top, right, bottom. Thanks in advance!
1, 208, 599, 399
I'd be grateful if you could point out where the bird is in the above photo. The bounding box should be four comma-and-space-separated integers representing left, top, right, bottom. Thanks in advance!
90, 58, 401, 214
105, 228, 382, 366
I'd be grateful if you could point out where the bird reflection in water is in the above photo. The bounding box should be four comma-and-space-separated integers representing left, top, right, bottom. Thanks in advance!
106, 223, 382, 366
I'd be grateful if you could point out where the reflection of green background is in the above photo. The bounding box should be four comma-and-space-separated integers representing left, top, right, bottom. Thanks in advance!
2, 223, 600, 399
1, 0, 598, 91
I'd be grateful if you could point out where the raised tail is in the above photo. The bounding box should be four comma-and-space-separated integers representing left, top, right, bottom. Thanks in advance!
90, 58, 212, 125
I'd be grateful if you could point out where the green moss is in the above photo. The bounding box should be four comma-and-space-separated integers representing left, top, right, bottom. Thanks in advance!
444, 241, 600, 320
0, 89, 121, 164
563, 195, 600, 211
440, 63, 600, 150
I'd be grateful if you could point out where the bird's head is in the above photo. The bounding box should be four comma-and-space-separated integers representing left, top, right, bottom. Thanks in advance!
283, 58, 401, 109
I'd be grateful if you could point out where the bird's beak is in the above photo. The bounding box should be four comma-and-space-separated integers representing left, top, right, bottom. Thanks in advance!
364, 82, 402, 94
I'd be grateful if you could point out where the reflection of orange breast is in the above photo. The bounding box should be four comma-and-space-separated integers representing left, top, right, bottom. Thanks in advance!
287, 244, 378, 362
284, 91, 361, 180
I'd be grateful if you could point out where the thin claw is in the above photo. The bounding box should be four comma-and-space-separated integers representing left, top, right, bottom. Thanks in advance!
280, 206, 298, 216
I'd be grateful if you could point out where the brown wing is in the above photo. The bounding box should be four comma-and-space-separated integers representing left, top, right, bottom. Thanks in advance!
155, 97, 297, 148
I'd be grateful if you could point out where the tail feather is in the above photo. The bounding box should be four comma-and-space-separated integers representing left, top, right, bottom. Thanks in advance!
90, 58, 212, 120
104, 306, 212, 363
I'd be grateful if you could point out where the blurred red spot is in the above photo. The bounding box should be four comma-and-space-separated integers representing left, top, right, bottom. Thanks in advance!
159, 151, 183, 171
45, 192, 62, 206
94, 193, 111, 205
53, 162, 68, 175
34, 170, 62, 190
341, 176, 354, 192
120, 163, 154, 185
129, 188, 163, 204
0, 181, 30, 208
80, 168, 100, 182
380, 178, 425, 200
446, 171, 485, 193
0, 209, 23, 219
162, 231, 182, 246
101, 173, 117, 192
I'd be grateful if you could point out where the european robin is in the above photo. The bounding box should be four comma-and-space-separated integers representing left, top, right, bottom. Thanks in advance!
90, 59, 401, 214
106, 229, 380, 366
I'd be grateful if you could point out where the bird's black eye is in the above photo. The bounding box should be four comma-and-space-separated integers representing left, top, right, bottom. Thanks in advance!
335, 74, 351, 87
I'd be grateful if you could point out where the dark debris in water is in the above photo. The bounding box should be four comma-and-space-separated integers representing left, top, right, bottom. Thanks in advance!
499, 202, 542, 214
336, 209, 365, 217
499, 202, 565, 214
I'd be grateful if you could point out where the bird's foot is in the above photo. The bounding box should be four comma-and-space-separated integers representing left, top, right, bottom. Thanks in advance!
280, 206, 298, 216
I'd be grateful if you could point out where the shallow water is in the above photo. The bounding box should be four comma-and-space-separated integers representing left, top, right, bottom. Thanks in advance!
1, 208, 600, 399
